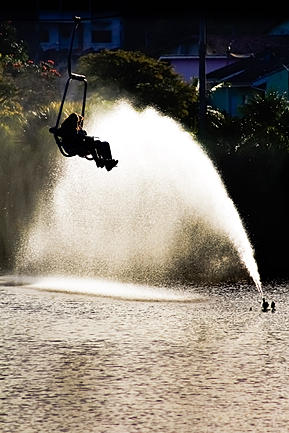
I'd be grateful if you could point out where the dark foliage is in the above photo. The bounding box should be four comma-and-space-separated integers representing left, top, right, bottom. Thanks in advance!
205, 92, 289, 280
78, 49, 199, 130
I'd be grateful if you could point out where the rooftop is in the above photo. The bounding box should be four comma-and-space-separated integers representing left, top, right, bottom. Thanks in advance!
207, 45, 289, 85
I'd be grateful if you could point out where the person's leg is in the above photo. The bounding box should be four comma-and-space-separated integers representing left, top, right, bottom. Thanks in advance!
91, 147, 105, 167
94, 139, 118, 170
82, 136, 118, 170
83, 137, 104, 167
104, 159, 118, 171
95, 140, 113, 160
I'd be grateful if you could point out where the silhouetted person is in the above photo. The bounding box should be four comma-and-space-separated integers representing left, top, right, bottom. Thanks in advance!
271, 301, 276, 313
53, 113, 118, 171
262, 298, 269, 312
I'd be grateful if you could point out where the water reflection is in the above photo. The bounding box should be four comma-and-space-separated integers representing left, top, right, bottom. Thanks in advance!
1, 277, 288, 433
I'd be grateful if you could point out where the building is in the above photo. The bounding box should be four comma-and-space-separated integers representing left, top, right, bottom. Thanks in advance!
38, 11, 122, 54
159, 54, 237, 82
207, 47, 289, 116
12, 7, 123, 67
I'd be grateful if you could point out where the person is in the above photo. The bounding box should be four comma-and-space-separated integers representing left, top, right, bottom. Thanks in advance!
261, 298, 269, 312
53, 113, 118, 171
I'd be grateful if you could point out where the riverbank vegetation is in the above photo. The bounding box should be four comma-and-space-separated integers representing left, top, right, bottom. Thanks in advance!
0, 22, 62, 269
1, 21, 289, 279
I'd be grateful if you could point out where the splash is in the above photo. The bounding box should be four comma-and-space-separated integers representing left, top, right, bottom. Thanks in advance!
24, 275, 201, 302
16, 101, 262, 296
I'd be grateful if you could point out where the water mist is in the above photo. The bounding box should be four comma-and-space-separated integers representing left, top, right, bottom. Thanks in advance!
16, 101, 263, 296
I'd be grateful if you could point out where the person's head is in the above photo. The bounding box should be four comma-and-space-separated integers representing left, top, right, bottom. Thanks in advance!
61, 112, 79, 131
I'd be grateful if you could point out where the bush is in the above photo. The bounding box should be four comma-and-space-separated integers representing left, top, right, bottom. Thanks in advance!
0, 102, 62, 271
78, 49, 199, 130
0, 22, 62, 111
238, 91, 289, 153
0, 21, 28, 64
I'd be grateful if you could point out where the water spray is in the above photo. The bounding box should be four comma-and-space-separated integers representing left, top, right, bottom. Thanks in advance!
16, 102, 263, 296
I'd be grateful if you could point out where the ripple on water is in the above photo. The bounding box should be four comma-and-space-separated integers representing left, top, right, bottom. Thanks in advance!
1, 277, 289, 433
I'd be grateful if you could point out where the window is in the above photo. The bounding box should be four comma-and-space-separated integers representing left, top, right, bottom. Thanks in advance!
92, 30, 112, 43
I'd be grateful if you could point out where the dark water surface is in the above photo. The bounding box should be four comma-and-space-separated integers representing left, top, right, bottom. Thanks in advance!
1, 275, 289, 433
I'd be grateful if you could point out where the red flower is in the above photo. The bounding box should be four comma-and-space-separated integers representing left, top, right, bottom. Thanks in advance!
47, 59, 55, 65
50, 69, 61, 77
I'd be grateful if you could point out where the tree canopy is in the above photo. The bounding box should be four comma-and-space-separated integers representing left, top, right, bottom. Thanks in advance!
78, 49, 199, 130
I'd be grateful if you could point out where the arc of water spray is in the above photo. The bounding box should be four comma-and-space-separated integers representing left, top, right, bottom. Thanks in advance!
16, 101, 263, 297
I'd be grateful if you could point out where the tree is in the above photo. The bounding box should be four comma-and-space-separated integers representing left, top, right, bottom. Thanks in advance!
78, 49, 199, 131
0, 21, 61, 111
0, 21, 28, 64
238, 91, 289, 153
205, 91, 289, 161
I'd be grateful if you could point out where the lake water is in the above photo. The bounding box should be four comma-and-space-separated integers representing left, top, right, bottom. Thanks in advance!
1, 275, 289, 433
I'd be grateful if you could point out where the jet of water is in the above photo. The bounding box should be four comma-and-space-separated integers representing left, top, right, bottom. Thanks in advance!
16, 101, 262, 295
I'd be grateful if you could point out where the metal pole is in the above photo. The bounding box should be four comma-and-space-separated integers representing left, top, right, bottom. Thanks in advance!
51, 16, 87, 130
